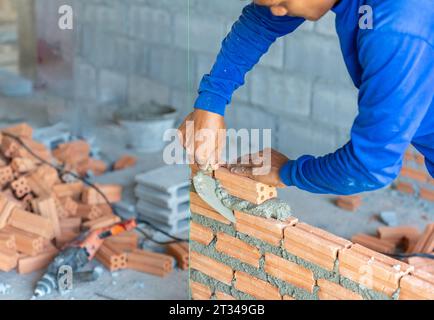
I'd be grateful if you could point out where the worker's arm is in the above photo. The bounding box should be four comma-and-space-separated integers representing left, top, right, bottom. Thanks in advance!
279, 32, 434, 194
179, 3, 304, 169
194, 3, 304, 116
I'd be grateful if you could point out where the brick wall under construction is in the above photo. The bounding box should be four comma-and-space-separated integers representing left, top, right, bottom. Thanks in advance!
189, 167, 434, 300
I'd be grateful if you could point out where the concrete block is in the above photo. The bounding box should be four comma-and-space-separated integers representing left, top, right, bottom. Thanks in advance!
73, 61, 97, 101
258, 38, 285, 70
149, 47, 196, 90
284, 32, 351, 84
138, 214, 190, 235
311, 80, 358, 130
174, 13, 225, 54
196, 0, 245, 20
136, 200, 190, 224
135, 185, 190, 210
82, 2, 128, 35
127, 76, 170, 107
128, 5, 172, 45
251, 67, 311, 117
314, 11, 337, 37
135, 165, 190, 196
98, 69, 127, 104
277, 117, 338, 158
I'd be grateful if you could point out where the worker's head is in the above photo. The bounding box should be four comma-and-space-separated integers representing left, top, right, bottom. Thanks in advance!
253, 0, 338, 21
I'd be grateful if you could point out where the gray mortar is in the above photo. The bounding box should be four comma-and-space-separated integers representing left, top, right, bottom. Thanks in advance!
193, 172, 292, 220
339, 276, 391, 300
191, 213, 236, 236
191, 240, 316, 300
191, 270, 256, 300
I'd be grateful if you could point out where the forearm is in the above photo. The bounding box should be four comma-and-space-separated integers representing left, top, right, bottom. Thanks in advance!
279, 142, 390, 195
195, 3, 304, 115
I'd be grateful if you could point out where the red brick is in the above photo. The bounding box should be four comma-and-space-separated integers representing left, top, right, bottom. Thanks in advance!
411, 223, 434, 253
351, 234, 396, 254
317, 279, 363, 300
377, 226, 420, 245
420, 188, 434, 202
338, 244, 413, 296
399, 270, 434, 300
234, 271, 281, 300
190, 251, 233, 285
216, 232, 261, 268
215, 168, 277, 205
336, 196, 362, 212
215, 291, 236, 300
190, 221, 214, 246
264, 253, 315, 293
401, 167, 427, 182
235, 210, 297, 246
283, 223, 351, 271
190, 281, 212, 300
190, 192, 231, 225
395, 181, 415, 194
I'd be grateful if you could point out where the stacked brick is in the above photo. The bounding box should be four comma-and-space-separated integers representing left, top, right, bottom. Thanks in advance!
189, 167, 434, 300
0, 123, 189, 281
395, 148, 434, 202
0, 123, 125, 274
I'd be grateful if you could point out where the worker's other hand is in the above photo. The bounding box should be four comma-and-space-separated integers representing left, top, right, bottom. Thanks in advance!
225, 148, 289, 188
178, 109, 226, 170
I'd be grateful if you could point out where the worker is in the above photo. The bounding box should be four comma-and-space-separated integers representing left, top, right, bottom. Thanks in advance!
178, 0, 434, 195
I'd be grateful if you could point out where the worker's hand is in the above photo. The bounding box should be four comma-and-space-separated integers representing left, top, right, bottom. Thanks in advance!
178, 109, 226, 170
226, 148, 289, 188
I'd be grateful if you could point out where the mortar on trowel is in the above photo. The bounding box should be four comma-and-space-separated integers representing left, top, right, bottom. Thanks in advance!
192, 170, 292, 222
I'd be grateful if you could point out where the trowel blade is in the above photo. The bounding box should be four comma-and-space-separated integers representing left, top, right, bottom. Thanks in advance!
192, 172, 236, 223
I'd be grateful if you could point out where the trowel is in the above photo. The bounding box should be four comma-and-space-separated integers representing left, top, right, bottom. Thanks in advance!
192, 171, 236, 223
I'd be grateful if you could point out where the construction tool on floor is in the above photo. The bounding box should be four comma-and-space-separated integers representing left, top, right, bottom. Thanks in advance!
192, 171, 236, 223
33, 219, 137, 298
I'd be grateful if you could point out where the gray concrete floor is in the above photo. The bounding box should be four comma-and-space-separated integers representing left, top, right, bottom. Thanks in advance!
0, 92, 433, 300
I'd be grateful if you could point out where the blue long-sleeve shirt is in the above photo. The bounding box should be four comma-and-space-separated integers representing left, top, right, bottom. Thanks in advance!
194, 0, 434, 195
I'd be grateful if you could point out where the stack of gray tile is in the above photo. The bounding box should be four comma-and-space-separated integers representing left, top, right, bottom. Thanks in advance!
135, 165, 190, 235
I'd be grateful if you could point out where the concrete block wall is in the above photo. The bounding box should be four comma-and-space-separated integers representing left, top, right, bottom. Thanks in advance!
189, 170, 434, 300
72, 0, 359, 158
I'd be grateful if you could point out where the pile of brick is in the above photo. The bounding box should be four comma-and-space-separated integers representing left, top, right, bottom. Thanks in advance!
352, 225, 434, 274
395, 148, 434, 202
95, 231, 189, 276
189, 165, 433, 300
0, 123, 189, 279
0, 123, 128, 274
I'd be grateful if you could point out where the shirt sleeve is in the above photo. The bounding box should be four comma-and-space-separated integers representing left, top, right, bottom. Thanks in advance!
279, 32, 434, 195
194, 3, 304, 116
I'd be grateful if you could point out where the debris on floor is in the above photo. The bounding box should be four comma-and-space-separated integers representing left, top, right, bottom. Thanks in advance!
335, 195, 362, 212
379, 211, 399, 226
